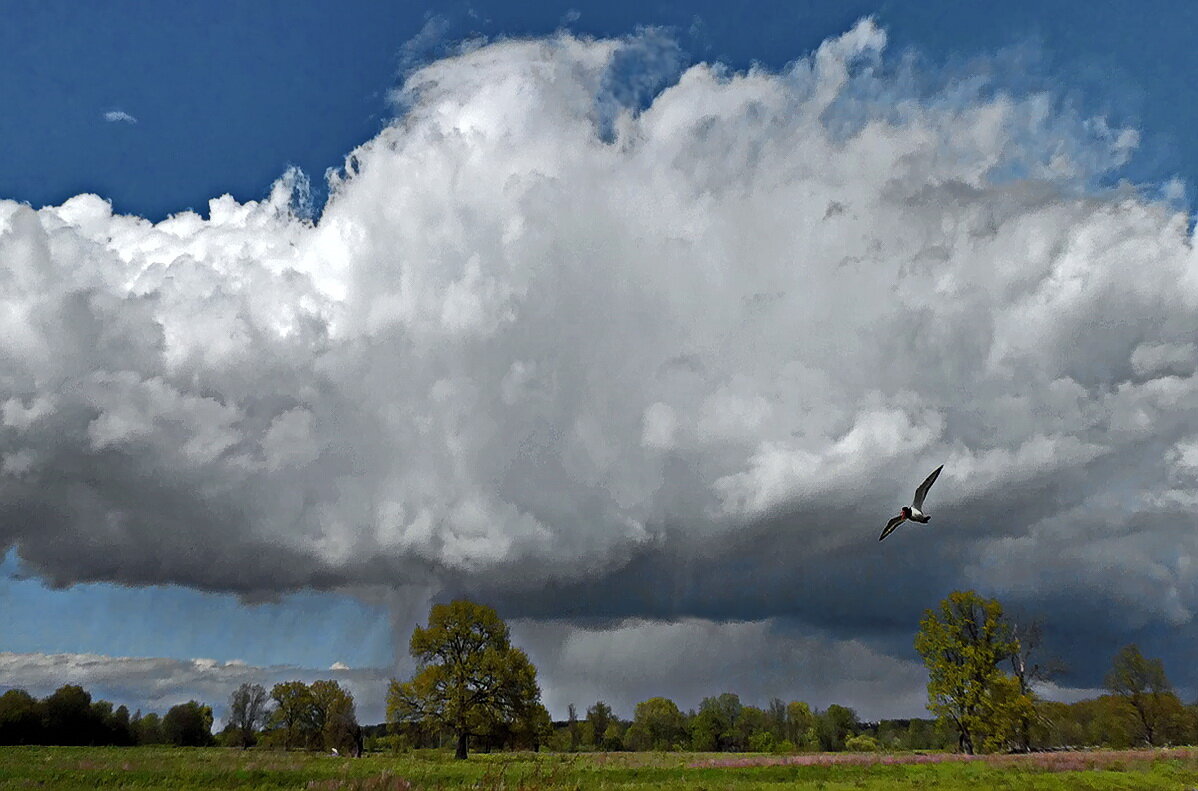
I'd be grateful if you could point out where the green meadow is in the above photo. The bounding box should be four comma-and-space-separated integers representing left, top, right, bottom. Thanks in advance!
5, 747, 1198, 790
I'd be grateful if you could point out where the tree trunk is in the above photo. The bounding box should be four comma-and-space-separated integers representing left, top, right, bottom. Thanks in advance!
1135, 698, 1155, 746
455, 730, 468, 760
959, 729, 974, 755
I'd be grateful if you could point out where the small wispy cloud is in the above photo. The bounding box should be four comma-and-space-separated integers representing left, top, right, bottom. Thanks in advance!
103, 110, 137, 124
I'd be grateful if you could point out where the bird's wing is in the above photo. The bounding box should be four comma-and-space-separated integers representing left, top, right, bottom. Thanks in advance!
879, 515, 905, 542
912, 464, 944, 510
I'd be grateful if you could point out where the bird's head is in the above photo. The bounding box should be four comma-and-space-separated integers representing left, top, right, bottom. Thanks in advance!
901, 506, 911, 517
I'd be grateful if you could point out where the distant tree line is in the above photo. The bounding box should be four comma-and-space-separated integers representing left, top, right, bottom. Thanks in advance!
0, 685, 213, 746
3, 595, 1195, 756
0, 679, 359, 752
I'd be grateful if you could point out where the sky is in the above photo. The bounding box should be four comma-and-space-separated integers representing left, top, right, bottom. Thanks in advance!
2, 0, 1198, 726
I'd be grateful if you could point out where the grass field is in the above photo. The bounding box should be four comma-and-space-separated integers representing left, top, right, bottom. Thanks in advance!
4, 746, 1198, 790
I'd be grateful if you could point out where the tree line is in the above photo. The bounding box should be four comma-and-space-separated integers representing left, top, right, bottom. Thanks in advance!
0, 685, 213, 747
1, 594, 1191, 756
0, 679, 359, 751
383, 597, 1198, 758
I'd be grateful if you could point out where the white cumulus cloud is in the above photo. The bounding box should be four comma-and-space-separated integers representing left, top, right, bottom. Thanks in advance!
0, 21, 1197, 695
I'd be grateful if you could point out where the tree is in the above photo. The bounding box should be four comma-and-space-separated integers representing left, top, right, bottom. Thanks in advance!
586, 701, 614, 749
310, 680, 359, 754
229, 683, 270, 749
627, 697, 685, 751
271, 681, 316, 750
914, 590, 1024, 754
1005, 617, 1067, 751
697, 693, 744, 751
603, 722, 625, 750
162, 701, 214, 746
739, 706, 770, 751
976, 673, 1037, 753
510, 702, 553, 751
1104, 644, 1176, 746
567, 703, 580, 751
134, 711, 165, 745
785, 701, 817, 749
0, 689, 41, 745
109, 705, 134, 746
386, 599, 542, 759
766, 699, 787, 742
816, 704, 857, 751
40, 685, 96, 745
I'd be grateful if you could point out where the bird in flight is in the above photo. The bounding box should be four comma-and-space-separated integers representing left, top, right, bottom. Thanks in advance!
879, 464, 944, 542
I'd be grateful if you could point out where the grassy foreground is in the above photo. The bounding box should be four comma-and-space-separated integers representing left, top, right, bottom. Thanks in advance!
4, 746, 1198, 790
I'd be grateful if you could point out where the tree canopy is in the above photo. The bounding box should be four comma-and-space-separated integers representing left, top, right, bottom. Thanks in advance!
387, 599, 542, 759
1104, 643, 1183, 746
914, 590, 1030, 754
162, 701, 214, 747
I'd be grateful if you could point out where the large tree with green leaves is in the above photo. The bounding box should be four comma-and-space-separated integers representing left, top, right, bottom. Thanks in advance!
0, 690, 41, 745
784, 701, 817, 749
625, 697, 686, 751
270, 681, 316, 750
387, 599, 542, 759
162, 701, 214, 747
914, 590, 1027, 754
1104, 643, 1178, 746
310, 680, 360, 754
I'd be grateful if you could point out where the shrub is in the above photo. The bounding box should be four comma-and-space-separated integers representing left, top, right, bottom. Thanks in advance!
844, 734, 881, 752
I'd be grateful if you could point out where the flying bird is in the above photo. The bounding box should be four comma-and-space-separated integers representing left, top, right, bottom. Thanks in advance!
879, 464, 944, 542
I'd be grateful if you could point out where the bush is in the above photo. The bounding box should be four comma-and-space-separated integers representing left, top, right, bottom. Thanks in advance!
747, 732, 777, 753
844, 734, 881, 752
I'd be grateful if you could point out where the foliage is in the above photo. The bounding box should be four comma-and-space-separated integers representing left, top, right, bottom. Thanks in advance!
162, 701, 215, 747
0, 685, 139, 746
311, 680, 360, 754
586, 701, 614, 748
746, 730, 776, 752
1104, 644, 1180, 746
508, 702, 554, 751
0, 689, 42, 745
40, 685, 96, 746
843, 733, 881, 752
914, 590, 1026, 754
271, 681, 317, 750
784, 701, 819, 750
387, 599, 542, 759
134, 711, 166, 745
815, 704, 857, 752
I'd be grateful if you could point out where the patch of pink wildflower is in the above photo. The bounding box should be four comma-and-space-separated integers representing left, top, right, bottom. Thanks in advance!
693, 747, 1198, 773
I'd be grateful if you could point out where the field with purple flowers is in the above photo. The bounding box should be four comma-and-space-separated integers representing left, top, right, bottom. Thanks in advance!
5, 747, 1198, 790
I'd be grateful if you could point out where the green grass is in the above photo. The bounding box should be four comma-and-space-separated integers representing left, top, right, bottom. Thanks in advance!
4, 746, 1198, 790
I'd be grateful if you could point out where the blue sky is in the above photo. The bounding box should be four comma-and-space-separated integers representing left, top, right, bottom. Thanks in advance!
4, 0, 1198, 723
4, 0, 1195, 220
0, 551, 392, 669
